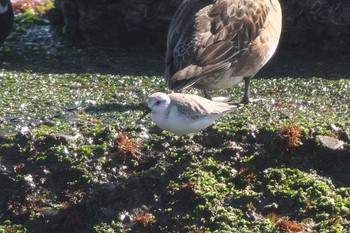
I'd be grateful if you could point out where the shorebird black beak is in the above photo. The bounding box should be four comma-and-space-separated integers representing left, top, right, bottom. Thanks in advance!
137, 108, 151, 122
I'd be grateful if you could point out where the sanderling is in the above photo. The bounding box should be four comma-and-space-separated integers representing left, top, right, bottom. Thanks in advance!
165, 0, 282, 104
142, 92, 241, 135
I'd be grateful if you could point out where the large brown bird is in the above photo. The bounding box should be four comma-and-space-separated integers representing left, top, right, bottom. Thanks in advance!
165, 0, 282, 104
0, 0, 13, 46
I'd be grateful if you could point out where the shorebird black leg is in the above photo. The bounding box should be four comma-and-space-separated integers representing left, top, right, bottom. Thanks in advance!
241, 76, 251, 104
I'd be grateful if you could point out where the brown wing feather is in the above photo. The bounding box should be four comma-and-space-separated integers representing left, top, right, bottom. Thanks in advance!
166, 0, 270, 90
165, 0, 214, 82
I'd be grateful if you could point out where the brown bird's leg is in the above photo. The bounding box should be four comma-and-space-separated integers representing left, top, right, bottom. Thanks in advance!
204, 90, 212, 100
241, 76, 251, 104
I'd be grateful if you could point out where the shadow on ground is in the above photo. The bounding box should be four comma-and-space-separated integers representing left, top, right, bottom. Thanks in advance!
1, 44, 350, 80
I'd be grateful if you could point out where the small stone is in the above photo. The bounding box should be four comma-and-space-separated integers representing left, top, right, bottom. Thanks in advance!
85, 99, 97, 107
120, 212, 132, 224
41, 117, 56, 127
318, 135, 344, 151
329, 124, 340, 132
53, 133, 83, 142
20, 126, 30, 134
42, 208, 66, 222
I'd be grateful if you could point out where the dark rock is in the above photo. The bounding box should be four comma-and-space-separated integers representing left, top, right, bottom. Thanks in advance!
24, 218, 51, 233
0, 165, 14, 219
50, 0, 182, 47
42, 208, 67, 223
15, 129, 33, 148
32, 134, 70, 153
49, 0, 350, 53
0, 0, 13, 45
41, 117, 56, 127
280, 0, 350, 53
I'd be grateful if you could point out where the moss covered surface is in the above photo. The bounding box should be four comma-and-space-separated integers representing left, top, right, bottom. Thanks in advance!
1, 14, 350, 233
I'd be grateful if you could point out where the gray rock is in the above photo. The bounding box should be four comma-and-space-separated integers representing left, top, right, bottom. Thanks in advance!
318, 135, 345, 151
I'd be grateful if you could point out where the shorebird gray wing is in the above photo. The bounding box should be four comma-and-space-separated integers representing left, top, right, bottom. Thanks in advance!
168, 93, 237, 120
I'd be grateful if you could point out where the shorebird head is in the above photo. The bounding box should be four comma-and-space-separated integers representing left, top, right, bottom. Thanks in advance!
146, 92, 171, 114
137, 92, 171, 122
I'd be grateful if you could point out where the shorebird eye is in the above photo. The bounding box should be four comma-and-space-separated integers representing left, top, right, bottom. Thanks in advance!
155, 100, 161, 106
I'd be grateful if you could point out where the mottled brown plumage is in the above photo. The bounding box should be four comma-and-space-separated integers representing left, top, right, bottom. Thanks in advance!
165, 0, 282, 103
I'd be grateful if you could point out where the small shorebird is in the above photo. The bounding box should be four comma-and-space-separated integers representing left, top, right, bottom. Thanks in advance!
143, 92, 240, 135
165, 0, 282, 104
0, 0, 13, 45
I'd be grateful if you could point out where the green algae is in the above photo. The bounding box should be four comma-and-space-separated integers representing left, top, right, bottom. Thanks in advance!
0, 220, 28, 233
